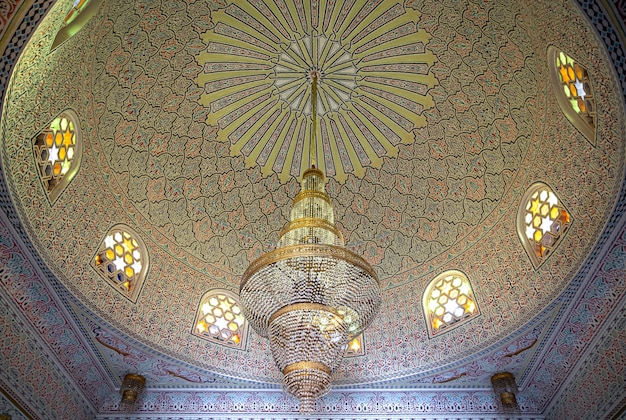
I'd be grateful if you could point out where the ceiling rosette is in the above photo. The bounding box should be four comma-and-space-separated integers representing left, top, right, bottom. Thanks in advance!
196, 0, 437, 183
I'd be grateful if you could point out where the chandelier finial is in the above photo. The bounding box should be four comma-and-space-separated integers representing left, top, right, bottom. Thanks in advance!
310, 70, 319, 169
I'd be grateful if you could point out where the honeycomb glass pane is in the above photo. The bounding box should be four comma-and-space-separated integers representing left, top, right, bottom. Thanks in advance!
34, 115, 79, 198
519, 184, 572, 266
425, 272, 479, 335
554, 50, 595, 134
94, 228, 146, 298
193, 291, 247, 348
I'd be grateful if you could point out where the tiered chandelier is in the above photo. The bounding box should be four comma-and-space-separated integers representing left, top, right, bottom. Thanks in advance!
240, 73, 382, 412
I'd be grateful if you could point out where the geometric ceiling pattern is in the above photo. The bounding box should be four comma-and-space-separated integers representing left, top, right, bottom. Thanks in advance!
196, 1, 436, 183
0, 0, 625, 419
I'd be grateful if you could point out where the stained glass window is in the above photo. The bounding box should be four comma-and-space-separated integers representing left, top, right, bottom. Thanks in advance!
518, 183, 572, 267
424, 271, 479, 336
344, 334, 365, 357
549, 46, 596, 143
93, 226, 148, 302
33, 111, 82, 203
193, 290, 247, 348
51, 0, 103, 49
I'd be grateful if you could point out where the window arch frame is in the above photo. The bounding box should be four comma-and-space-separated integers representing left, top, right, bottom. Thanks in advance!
92, 224, 150, 303
548, 45, 596, 144
33, 109, 84, 204
51, 0, 105, 50
423, 270, 480, 338
517, 182, 573, 268
192, 289, 249, 350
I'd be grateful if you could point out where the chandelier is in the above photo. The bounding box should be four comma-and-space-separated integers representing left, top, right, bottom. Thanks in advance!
240, 73, 382, 412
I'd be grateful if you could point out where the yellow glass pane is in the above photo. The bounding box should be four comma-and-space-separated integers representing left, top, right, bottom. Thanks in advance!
228, 322, 238, 331
58, 147, 67, 160
550, 206, 559, 220
231, 334, 241, 345
567, 66, 575, 82
54, 132, 63, 146
125, 266, 134, 277
105, 249, 115, 260
124, 253, 133, 264
63, 130, 74, 147
540, 203, 549, 216
114, 244, 124, 256
123, 281, 131, 291
534, 229, 542, 242
432, 318, 443, 330
466, 301, 476, 313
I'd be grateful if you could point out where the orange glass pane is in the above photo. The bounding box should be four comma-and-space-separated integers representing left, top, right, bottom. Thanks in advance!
63, 131, 74, 147
59, 147, 67, 160
559, 66, 569, 82
574, 64, 583, 80
578, 99, 586, 113
46, 133, 54, 147
569, 83, 577, 97
53, 162, 62, 175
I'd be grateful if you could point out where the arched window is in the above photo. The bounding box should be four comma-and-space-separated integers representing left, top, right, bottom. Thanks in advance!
424, 270, 479, 337
93, 225, 149, 302
548, 46, 596, 144
193, 290, 248, 348
517, 183, 572, 267
51, 0, 104, 49
33, 110, 83, 203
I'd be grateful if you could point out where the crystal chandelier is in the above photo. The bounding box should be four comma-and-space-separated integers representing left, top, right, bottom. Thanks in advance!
240, 74, 382, 412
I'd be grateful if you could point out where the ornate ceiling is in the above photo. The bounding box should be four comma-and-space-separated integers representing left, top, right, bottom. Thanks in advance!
0, 0, 625, 418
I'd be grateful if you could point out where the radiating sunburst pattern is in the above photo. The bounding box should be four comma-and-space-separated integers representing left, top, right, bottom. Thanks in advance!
197, 0, 436, 183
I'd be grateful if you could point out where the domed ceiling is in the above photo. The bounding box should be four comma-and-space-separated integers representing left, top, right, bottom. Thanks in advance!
1, 0, 625, 403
